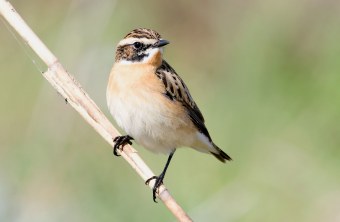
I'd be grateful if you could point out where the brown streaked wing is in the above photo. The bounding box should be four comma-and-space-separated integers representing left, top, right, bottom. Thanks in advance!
155, 60, 212, 141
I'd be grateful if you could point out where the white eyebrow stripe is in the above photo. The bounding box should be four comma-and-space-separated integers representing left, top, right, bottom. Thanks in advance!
118, 37, 156, 46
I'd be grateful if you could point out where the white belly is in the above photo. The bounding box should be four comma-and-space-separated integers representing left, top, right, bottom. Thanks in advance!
108, 86, 196, 154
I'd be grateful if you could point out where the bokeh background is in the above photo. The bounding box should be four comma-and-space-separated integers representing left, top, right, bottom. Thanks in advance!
1, 0, 340, 221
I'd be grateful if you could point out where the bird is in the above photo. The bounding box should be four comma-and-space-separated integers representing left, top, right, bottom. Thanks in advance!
107, 28, 231, 202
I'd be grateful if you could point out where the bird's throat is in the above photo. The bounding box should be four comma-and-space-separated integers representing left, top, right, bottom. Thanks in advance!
145, 50, 162, 67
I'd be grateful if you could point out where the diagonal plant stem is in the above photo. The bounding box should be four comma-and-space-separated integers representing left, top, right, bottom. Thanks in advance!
0, 1, 193, 221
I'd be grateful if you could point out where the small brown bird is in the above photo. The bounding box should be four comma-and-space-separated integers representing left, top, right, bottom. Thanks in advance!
107, 28, 231, 202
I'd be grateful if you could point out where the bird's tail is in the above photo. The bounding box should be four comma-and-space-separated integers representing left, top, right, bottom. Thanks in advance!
210, 143, 232, 163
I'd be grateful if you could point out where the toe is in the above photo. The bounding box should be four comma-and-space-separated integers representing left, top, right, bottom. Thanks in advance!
145, 176, 157, 185
152, 187, 158, 203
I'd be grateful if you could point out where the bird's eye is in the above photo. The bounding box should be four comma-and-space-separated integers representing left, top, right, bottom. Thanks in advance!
133, 42, 142, 49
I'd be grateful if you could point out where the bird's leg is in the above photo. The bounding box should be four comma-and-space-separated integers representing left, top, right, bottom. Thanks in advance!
113, 135, 133, 156
145, 149, 176, 202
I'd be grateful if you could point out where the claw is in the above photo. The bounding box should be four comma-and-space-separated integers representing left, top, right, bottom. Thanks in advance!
145, 175, 164, 203
112, 135, 133, 156
145, 176, 157, 185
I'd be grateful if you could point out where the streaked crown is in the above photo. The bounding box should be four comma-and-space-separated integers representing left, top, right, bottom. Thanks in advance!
115, 28, 169, 64
124, 28, 161, 40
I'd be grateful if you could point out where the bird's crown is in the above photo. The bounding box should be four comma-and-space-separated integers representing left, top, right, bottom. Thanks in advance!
115, 28, 169, 64
124, 28, 162, 40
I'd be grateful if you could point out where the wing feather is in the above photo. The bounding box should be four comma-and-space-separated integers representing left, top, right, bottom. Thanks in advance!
155, 60, 212, 141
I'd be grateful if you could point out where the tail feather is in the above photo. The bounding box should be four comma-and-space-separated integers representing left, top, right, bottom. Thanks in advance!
210, 143, 232, 163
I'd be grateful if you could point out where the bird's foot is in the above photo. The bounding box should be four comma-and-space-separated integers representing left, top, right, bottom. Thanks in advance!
145, 174, 165, 203
113, 135, 133, 156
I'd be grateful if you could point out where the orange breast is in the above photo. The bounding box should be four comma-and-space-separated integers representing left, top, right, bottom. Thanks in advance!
146, 51, 162, 67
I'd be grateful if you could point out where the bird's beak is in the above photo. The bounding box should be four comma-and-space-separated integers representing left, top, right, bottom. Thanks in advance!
153, 39, 170, 48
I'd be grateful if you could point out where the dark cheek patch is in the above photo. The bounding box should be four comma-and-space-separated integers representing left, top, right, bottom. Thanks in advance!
116, 44, 152, 62
131, 53, 148, 62
125, 47, 133, 59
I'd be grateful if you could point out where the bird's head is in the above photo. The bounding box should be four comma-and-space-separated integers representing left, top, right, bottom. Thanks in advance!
115, 28, 169, 66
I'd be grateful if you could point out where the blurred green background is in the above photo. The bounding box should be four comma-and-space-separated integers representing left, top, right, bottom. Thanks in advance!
1, 0, 340, 221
